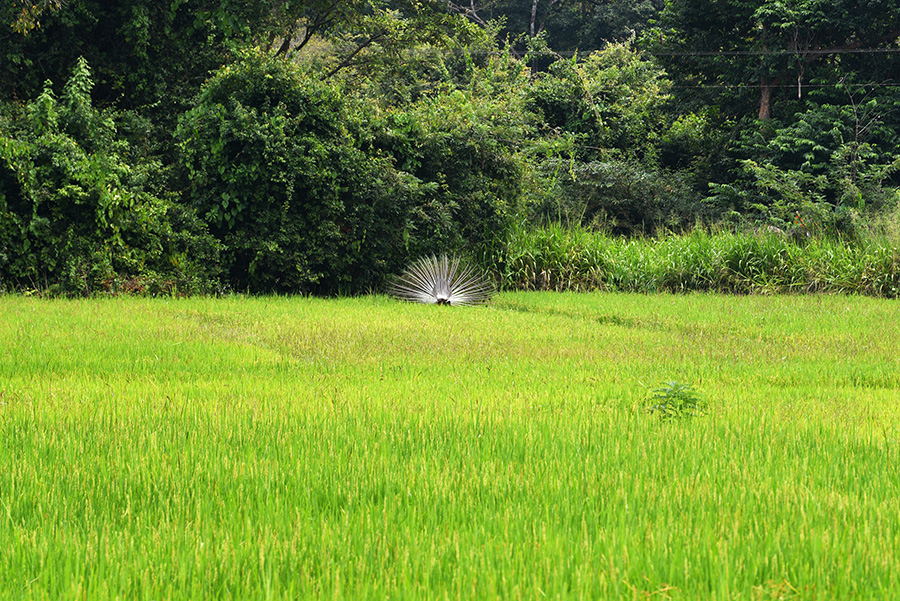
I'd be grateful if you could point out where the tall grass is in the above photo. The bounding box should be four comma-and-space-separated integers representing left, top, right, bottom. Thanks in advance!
2, 294, 899, 599
501, 223, 900, 296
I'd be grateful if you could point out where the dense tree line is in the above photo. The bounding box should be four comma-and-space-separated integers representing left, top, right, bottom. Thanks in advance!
1, 0, 899, 295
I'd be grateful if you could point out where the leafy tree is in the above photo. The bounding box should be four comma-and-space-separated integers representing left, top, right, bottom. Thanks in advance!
526, 42, 670, 161
570, 0, 664, 50
1, 1, 400, 119
176, 45, 535, 292
706, 86, 900, 236
375, 87, 527, 258
339, 15, 503, 105
522, 42, 701, 233
447, 0, 664, 53
654, 0, 900, 121
9, 0, 65, 34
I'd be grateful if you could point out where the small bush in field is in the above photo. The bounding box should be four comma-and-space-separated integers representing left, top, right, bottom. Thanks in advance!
646, 381, 706, 420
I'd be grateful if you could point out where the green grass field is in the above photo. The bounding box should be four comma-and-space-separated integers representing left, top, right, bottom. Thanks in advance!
2, 293, 899, 600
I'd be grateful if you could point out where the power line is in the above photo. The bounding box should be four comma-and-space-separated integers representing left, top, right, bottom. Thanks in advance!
648, 48, 900, 57
667, 82, 900, 89
455, 47, 900, 58
646, 80, 900, 92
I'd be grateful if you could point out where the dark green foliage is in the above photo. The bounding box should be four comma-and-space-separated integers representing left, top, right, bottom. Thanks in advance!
176, 51, 418, 294
176, 50, 526, 293
1, 0, 363, 109
531, 159, 699, 235
452, 0, 664, 54
703, 89, 900, 238
375, 87, 525, 261
0, 59, 220, 296
1, 1, 228, 114
654, 0, 900, 122
526, 43, 670, 162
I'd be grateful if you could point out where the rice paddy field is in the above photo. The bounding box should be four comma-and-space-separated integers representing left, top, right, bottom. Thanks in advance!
1, 292, 899, 600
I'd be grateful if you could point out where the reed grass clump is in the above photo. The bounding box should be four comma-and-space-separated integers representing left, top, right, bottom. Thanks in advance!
501, 224, 900, 297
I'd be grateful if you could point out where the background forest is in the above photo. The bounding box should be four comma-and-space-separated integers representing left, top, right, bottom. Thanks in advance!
2, 0, 899, 296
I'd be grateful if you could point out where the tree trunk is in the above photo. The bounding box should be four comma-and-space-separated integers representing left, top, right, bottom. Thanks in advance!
758, 78, 774, 120
530, 0, 539, 37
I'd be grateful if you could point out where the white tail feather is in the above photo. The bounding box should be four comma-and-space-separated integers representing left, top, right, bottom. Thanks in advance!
388, 255, 495, 306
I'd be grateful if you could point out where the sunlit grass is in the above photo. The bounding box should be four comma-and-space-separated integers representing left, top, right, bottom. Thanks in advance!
1, 293, 899, 599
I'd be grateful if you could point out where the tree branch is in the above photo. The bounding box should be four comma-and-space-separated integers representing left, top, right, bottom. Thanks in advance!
325, 32, 386, 78
446, 0, 491, 28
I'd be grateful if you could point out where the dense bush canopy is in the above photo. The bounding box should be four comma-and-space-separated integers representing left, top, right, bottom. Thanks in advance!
0, 58, 220, 295
176, 51, 411, 294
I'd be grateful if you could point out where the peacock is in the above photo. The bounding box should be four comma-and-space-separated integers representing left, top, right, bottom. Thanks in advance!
388, 254, 495, 306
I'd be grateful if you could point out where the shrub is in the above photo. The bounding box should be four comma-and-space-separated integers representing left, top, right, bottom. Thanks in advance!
0, 58, 220, 296
374, 88, 526, 264
531, 158, 699, 235
646, 382, 706, 421
522, 43, 707, 234
176, 50, 417, 295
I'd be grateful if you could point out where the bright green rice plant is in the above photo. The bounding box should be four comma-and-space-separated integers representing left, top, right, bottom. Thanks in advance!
2, 294, 900, 600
